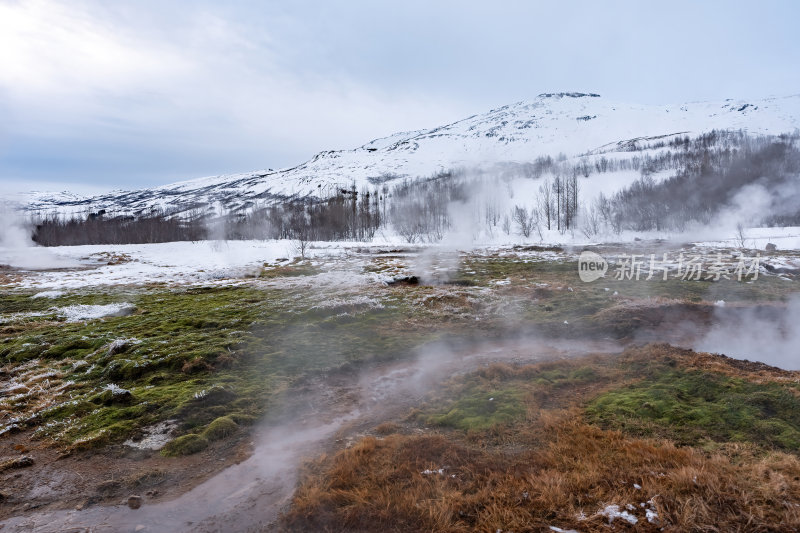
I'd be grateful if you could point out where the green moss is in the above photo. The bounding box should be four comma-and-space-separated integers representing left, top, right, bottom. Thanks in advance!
425, 388, 525, 431
258, 263, 321, 278
202, 416, 238, 441
587, 367, 800, 450
0, 283, 468, 447
161, 433, 209, 456
227, 413, 258, 426
42, 338, 98, 359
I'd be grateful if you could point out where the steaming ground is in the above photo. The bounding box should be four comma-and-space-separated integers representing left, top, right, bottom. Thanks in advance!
1, 235, 800, 531
1, 337, 619, 532
2, 227, 800, 289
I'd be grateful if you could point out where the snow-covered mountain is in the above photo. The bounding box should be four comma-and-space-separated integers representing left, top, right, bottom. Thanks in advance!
25, 92, 800, 217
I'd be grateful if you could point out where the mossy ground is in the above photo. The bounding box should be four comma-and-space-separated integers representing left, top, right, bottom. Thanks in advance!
587, 353, 800, 450
2, 248, 798, 456
0, 276, 493, 449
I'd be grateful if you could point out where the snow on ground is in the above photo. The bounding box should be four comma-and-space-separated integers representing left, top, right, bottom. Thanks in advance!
123, 419, 178, 450
0, 245, 81, 270
691, 226, 800, 251
0, 303, 136, 324
58, 303, 136, 322
1, 225, 798, 291
597, 504, 638, 525
2, 240, 300, 289
31, 290, 65, 298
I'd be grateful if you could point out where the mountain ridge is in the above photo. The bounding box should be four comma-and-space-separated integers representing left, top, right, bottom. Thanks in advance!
24, 92, 800, 217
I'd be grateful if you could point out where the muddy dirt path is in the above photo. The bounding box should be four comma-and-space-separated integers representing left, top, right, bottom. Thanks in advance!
0, 337, 620, 533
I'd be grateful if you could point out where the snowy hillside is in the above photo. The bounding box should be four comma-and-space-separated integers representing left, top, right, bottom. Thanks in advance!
25, 92, 800, 217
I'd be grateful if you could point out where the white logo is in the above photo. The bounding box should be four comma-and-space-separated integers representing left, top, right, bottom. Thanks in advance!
578, 250, 607, 282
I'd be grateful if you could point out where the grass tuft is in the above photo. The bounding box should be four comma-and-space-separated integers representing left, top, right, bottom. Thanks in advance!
161, 433, 209, 457
201, 416, 238, 441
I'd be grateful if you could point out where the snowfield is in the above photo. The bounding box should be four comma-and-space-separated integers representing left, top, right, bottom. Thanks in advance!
1, 226, 799, 291
2, 240, 298, 289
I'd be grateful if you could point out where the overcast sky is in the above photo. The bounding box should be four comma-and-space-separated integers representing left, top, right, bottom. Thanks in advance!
1, 0, 799, 194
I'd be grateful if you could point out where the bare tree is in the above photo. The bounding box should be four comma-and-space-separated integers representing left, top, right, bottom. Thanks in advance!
538, 179, 553, 231
580, 204, 602, 238
288, 201, 312, 259
511, 205, 536, 238
735, 222, 748, 250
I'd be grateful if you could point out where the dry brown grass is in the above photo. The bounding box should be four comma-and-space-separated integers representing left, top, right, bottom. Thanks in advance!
284, 413, 800, 532
282, 345, 800, 532
676, 349, 800, 385
374, 422, 400, 435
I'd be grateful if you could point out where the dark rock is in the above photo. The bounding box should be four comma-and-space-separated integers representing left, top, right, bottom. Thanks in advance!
14, 456, 34, 468
106, 339, 132, 355
199, 385, 237, 406
763, 263, 798, 276
92, 388, 134, 406
766, 243, 778, 252
387, 276, 419, 286
127, 495, 142, 510
0, 456, 34, 472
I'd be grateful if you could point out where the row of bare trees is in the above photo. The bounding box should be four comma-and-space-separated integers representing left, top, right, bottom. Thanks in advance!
500, 174, 582, 240
578, 130, 800, 236
387, 175, 467, 243
32, 209, 206, 246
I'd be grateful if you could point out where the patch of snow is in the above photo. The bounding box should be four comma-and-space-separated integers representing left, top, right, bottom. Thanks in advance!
58, 303, 135, 322
0, 382, 28, 396
598, 504, 638, 525
310, 294, 384, 311
106, 337, 140, 353
31, 290, 65, 299
101, 383, 130, 396
124, 420, 178, 450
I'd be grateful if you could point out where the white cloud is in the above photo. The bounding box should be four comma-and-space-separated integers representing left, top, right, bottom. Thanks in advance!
0, 0, 467, 189
0, 0, 189, 101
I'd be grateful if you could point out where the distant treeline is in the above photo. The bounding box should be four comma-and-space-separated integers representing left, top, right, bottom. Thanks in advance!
32, 185, 386, 246
32, 210, 206, 246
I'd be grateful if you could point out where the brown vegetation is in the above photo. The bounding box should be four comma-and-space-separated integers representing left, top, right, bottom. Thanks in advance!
282, 345, 800, 532
284, 415, 800, 532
